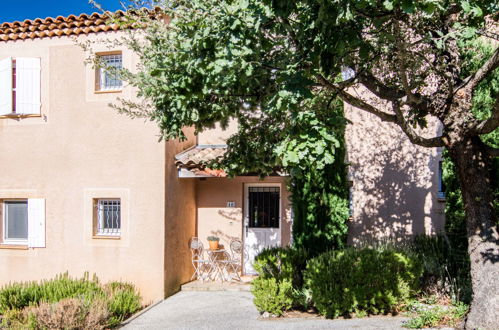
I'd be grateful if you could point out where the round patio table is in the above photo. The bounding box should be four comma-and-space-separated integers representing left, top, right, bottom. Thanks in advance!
207, 249, 228, 282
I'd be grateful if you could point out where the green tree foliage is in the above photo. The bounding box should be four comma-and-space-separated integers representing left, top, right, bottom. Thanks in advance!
102, 1, 499, 327
105, 1, 351, 254
288, 101, 349, 255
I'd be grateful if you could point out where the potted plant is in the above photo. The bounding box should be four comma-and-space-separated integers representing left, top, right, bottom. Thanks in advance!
207, 236, 220, 250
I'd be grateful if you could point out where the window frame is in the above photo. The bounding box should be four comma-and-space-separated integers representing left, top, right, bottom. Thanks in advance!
438, 161, 446, 200
95, 51, 123, 93
93, 198, 121, 239
247, 185, 281, 229
0, 57, 42, 119
2, 199, 29, 245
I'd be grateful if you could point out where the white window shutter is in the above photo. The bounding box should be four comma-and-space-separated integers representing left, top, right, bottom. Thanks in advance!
0, 57, 13, 115
16, 57, 41, 115
28, 198, 46, 248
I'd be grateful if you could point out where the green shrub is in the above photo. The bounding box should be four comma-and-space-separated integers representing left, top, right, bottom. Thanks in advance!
304, 247, 422, 318
0, 273, 141, 328
253, 246, 308, 288
0, 273, 103, 314
105, 282, 142, 327
251, 246, 308, 314
251, 277, 293, 316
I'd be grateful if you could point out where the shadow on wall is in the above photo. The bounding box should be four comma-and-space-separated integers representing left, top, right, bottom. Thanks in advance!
218, 208, 243, 223
346, 106, 445, 245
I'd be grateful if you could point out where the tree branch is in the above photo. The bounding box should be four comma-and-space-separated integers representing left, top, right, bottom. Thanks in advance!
317, 74, 444, 148
393, 20, 419, 103
463, 46, 499, 90
392, 102, 445, 147
317, 74, 397, 123
357, 71, 405, 101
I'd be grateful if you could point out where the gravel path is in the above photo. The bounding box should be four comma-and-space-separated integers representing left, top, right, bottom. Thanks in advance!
123, 291, 410, 330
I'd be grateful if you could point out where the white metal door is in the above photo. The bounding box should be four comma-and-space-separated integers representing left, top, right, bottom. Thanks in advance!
243, 183, 281, 274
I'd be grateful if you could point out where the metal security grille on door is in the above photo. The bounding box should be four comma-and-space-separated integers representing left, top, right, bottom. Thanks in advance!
96, 199, 121, 235
248, 187, 280, 228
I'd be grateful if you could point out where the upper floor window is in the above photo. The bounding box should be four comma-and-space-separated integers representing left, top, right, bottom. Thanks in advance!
96, 52, 122, 92
0, 57, 41, 116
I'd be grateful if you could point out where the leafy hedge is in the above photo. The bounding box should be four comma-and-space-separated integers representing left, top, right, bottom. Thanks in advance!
0, 273, 141, 328
251, 246, 422, 317
251, 247, 308, 315
304, 247, 422, 318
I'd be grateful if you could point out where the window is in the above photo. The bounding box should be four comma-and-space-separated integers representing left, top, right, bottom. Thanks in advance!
438, 161, 446, 199
0, 57, 41, 116
248, 187, 280, 228
3, 201, 28, 244
96, 53, 122, 92
1, 198, 45, 247
94, 199, 121, 236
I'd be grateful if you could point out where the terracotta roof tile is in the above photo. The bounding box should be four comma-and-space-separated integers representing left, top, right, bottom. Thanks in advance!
175, 145, 227, 169
0, 9, 157, 42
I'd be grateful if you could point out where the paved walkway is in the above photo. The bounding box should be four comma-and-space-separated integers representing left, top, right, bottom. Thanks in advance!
123, 291, 409, 330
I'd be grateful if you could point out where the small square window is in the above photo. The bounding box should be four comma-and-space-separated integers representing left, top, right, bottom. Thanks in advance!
94, 199, 121, 237
96, 53, 123, 92
3, 200, 28, 244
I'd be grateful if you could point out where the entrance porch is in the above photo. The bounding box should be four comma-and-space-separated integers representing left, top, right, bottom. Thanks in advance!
175, 145, 293, 277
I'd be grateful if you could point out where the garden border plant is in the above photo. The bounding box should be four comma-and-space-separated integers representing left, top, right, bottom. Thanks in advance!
0, 272, 142, 329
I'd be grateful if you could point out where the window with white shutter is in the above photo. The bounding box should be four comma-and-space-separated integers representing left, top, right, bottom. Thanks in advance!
3, 200, 28, 245
1, 198, 45, 247
28, 198, 46, 248
0, 57, 13, 115
16, 58, 41, 115
0, 57, 41, 116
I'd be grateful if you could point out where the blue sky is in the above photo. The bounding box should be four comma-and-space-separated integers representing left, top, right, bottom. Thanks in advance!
0, 1, 133, 23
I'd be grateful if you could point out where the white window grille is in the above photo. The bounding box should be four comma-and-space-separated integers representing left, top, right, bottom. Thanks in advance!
96, 199, 121, 236
99, 54, 122, 91
3, 200, 28, 244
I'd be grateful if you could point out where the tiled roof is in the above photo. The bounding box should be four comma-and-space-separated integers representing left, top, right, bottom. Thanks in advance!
0, 9, 156, 42
175, 145, 227, 169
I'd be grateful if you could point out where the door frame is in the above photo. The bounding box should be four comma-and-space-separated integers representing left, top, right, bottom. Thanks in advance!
243, 182, 282, 275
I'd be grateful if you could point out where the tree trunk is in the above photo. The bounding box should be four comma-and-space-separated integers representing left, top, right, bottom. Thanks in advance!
448, 136, 499, 329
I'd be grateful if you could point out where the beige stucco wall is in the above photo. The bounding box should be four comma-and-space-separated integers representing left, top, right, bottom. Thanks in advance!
345, 102, 446, 245
197, 118, 238, 145
195, 176, 292, 264
0, 32, 193, 303
164, 131, 196, 296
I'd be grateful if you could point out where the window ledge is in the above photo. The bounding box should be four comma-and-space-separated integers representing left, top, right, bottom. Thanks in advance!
0, 114, 41, 119
94, 90, 122, 94
92, 235, 121, 240
0, 244, 28, 250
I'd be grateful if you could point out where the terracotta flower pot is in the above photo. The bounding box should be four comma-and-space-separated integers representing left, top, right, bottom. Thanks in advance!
209, 240, 219, 250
